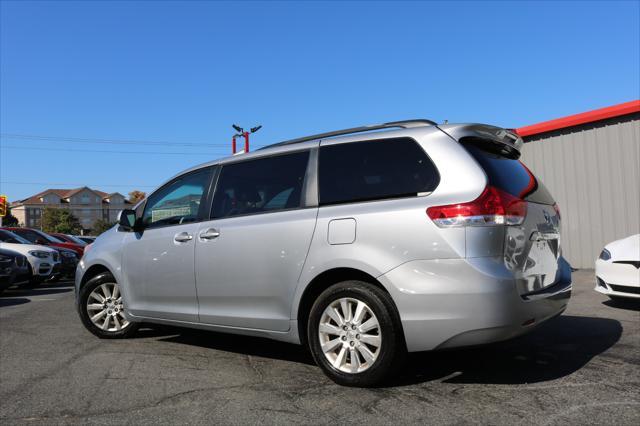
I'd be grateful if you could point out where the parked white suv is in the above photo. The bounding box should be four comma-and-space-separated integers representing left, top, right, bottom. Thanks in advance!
76, 120, 571, 386
0, 229, 59, 285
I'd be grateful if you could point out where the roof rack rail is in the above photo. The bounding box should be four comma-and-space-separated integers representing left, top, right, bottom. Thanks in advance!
259, 119, 437, 150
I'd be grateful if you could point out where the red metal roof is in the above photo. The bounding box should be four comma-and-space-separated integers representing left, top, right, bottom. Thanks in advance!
516, 100, 640, 137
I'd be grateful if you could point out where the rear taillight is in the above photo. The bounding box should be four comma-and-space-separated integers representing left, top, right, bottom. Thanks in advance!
427, 186, 527, 227
553, 203, 561, 220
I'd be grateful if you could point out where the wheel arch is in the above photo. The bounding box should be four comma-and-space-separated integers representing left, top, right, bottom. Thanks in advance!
80, 263, 115, 289
296, 267, 401, 347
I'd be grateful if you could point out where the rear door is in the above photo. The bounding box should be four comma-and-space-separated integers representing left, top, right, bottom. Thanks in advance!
463, 142, 562, 294
194, 149, 317, 331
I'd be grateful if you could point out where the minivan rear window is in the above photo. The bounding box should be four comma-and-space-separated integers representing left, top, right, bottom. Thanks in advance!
319, 138, 439, 206
463, 142, 555, 205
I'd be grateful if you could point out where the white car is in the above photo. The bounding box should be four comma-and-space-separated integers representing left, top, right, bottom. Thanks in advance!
595, 234, 640, 300
0, 229, 60, 285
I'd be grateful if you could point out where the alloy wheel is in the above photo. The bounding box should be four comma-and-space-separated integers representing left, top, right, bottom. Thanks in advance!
318, 297, 382, 374
86, 282, 130, 332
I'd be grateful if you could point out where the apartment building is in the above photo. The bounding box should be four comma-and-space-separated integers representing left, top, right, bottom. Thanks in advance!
10, 187, 131, 232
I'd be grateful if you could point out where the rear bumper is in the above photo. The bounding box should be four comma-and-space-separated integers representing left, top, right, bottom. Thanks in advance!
379, 256, 571, 352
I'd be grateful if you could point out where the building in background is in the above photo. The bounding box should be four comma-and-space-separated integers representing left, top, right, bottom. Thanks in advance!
517, 100, 640, 269
10, 187, 131, 232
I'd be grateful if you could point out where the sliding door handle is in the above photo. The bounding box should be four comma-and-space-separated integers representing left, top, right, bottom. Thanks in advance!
174, 232, 193, 243
199, 228, 220, 240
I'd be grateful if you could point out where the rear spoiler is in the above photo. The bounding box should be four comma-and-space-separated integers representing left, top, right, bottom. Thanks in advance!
437, 123, 524, 159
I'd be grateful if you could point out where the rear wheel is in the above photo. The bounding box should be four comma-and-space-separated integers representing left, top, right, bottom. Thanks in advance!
78, 272, 139, 339
307, 280, 405, 387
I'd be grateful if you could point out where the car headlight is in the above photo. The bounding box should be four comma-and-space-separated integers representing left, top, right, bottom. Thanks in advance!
28, 250, 51, 259
599, 248, 611, 261
61, 251, 76, 258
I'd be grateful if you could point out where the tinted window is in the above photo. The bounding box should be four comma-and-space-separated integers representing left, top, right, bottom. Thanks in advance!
45, 233, 65, 243
212, 151, 309, 219
463, 143, 555, 205
142, 167, 212, 228
65, 235, 87, 245
0, 229, 31, 244
12, 229, 51, 243
319, 138, 439, 206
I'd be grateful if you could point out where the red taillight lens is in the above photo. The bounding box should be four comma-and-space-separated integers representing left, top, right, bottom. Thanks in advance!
427, 186, 527, 227
553, 203, 561, 220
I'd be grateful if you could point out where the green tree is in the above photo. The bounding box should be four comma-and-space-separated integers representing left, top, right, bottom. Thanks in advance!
92, 219, 116, 235
1, 206, 20, 227
41, 207, 82, 234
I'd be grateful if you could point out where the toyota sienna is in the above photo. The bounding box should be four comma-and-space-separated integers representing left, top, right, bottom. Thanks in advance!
75, 120, 571, 386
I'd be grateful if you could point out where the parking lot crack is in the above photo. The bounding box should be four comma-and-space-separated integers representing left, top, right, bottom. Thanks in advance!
246, 354, 265, 382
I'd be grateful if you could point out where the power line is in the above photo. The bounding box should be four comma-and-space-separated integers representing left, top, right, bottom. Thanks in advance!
1, 133, 224, 147
0, 145, 217, 155
0, 132, 269, 149
1, 181, 156, 188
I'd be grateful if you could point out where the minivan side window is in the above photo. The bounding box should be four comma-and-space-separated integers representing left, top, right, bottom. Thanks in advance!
319, 138, 439, 206
211, 151, 310, 219
142, 167, 212, 229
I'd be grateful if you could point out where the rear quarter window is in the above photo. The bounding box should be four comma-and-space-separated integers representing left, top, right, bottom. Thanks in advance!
319, 137, 440, 206
463, 142, 555, 205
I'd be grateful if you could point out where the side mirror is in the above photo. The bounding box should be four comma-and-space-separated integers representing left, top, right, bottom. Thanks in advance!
118, 209, 137, 231
35, 238, 48, 245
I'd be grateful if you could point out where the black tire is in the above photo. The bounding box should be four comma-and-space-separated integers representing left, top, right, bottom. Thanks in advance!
307, 280, 405, 387
47, 274, 61, 283
23, 267, 43, 288
78, 272, 139, 339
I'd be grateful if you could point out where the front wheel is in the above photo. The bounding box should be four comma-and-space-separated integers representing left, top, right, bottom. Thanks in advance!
307, 280, 405, 387
78, 272, 139, 339
23, 270, 43, 288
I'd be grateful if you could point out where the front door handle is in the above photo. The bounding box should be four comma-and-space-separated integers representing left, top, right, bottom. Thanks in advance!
174, 232, 193, 243
199, 228, 220, 240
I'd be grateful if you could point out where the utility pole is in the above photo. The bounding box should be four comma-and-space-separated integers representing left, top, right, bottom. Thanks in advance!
231, 124, 262, 154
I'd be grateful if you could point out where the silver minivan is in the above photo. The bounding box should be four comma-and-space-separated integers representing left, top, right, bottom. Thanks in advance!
76, 120, 571, 386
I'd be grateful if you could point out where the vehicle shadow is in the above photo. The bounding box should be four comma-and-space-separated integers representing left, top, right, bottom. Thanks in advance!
603, 298, 640, 312
156, 326, 315, 365
145, 314, 621, 386
392, 315, 622, 386
0, 280, 74, 299
0, 297, 30, 308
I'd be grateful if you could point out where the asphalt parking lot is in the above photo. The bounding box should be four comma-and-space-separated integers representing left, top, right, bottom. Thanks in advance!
0, 270, 638, 425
